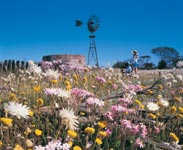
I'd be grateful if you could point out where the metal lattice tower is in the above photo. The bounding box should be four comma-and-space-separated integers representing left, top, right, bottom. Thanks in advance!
88, 35, 98, 67
75, 15, 100, 67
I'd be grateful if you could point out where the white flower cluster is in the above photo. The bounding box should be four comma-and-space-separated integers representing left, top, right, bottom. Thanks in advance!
146, 102, 160, 112
44, 69, 60, 80
44, 88, 71, 99
86, 97, 104, 107
176, 60, 183, 68
34, 140, 70, 150
28, 60, 42, 76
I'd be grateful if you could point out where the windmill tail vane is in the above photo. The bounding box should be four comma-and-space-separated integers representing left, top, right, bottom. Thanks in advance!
75, 20, 82, 27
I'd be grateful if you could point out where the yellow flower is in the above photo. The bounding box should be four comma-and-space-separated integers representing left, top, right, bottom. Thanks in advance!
79, 112, 85, 116
65, 80, 71, 86
0, 141, 2, 147
28, 110, 34, 117
73, 73, 78, 80
169, 106, 177, 114
176, 114, 183, 118
170, 132, 179, 142
67, 130, 77, 138
83, 76, 88, 83
147, 89, 153, 94
25, 127, 32, 135
0, 117, 13, 126
179, 88, 183, 93
157, 95, 162, 99
95, 138, 102, 145
33, 85, 41, 93
134, 100, 144, 109
36, 98, 44, 106
14, 144, 24, 150
178, 107, 183, 113
85, 127, 95, 134
35, 129, 42, 136
68, 141, 73, 147
73, 146, 82, 150
9, 93, 17, 101
25, 139, 33, 147
98, 121, 107, 129
157, 84, 163, 90
107, 81, 113, 85
147, 113, 156, 119
99, 131, 107, 138
92, 74, 95, 78
59, 74, 62, 80
135, 100, 142, 105
66, 84, 72, 91
174, 97, 182, 103
139, 104, 145, 109
51, 79, 58, 84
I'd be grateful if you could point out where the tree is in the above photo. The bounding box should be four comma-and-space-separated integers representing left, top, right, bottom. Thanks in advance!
158, 59, 167, 69
138, 55, 151, 68
151, 47, 179, 68
113, 61, 127, 69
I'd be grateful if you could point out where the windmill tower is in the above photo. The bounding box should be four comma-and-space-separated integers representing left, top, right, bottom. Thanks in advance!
75, 15, 100, 67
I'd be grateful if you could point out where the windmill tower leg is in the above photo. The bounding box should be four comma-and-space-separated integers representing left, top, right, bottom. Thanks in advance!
88, 35, 99, 67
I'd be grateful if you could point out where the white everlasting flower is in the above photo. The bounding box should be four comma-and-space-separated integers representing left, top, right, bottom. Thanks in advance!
34, 145, 45, 150
44, 69, 60, 80
176, 74, 183, 81
59, 108, 79, 130
4, 101, 30, 119
146, 102, 160, 112
44, 88, 71, 99
28, 60, 42, 76
60, 143, 71, 150
176, 60, 183, 68
159, 99, 169, 107
173, 79, 177, 83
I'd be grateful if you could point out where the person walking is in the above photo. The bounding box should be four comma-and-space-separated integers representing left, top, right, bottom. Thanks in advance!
131, 50, 139, 74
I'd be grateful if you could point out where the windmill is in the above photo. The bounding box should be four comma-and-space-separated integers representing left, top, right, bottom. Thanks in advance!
75, 15, 100, 67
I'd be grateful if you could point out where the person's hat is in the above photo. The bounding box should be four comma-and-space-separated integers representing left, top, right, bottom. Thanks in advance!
131, 50, 138, 55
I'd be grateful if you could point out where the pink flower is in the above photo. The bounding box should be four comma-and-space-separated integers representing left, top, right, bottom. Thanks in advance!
112, 84, 118, 89
130, 125, 139, 135
153, 126, 160, 134
86, 97, 104, 107
118, 98, 132, 104
139, 123, 148, 138
135, 138, 144, 148
96, 76, 106, 84
106, 128, 112, 136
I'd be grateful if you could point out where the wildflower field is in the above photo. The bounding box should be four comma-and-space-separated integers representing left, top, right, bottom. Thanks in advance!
0, 60, 183, 150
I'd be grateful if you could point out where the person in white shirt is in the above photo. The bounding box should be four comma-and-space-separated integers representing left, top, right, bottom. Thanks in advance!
131, 50, 139, 74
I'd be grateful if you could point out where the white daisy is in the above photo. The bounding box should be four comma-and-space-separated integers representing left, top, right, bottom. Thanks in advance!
28, 60, 42, 76
44, 69, 60, 80
44, 88, 71, 99
176, 74, 183, 81
59, 108, 79, 130
159, 99, 169, 107
146, 102, 159, 112
4, 101, 30, 119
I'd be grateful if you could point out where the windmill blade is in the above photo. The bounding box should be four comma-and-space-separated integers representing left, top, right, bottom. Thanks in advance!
87, 15, 100, 33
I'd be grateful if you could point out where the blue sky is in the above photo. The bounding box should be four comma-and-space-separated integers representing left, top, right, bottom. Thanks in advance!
0, 0, 183, 67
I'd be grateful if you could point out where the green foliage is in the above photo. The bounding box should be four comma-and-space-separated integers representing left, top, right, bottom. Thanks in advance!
151, 46, 179, 68
158, 59, 167, 69
112, 61, 127, 69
